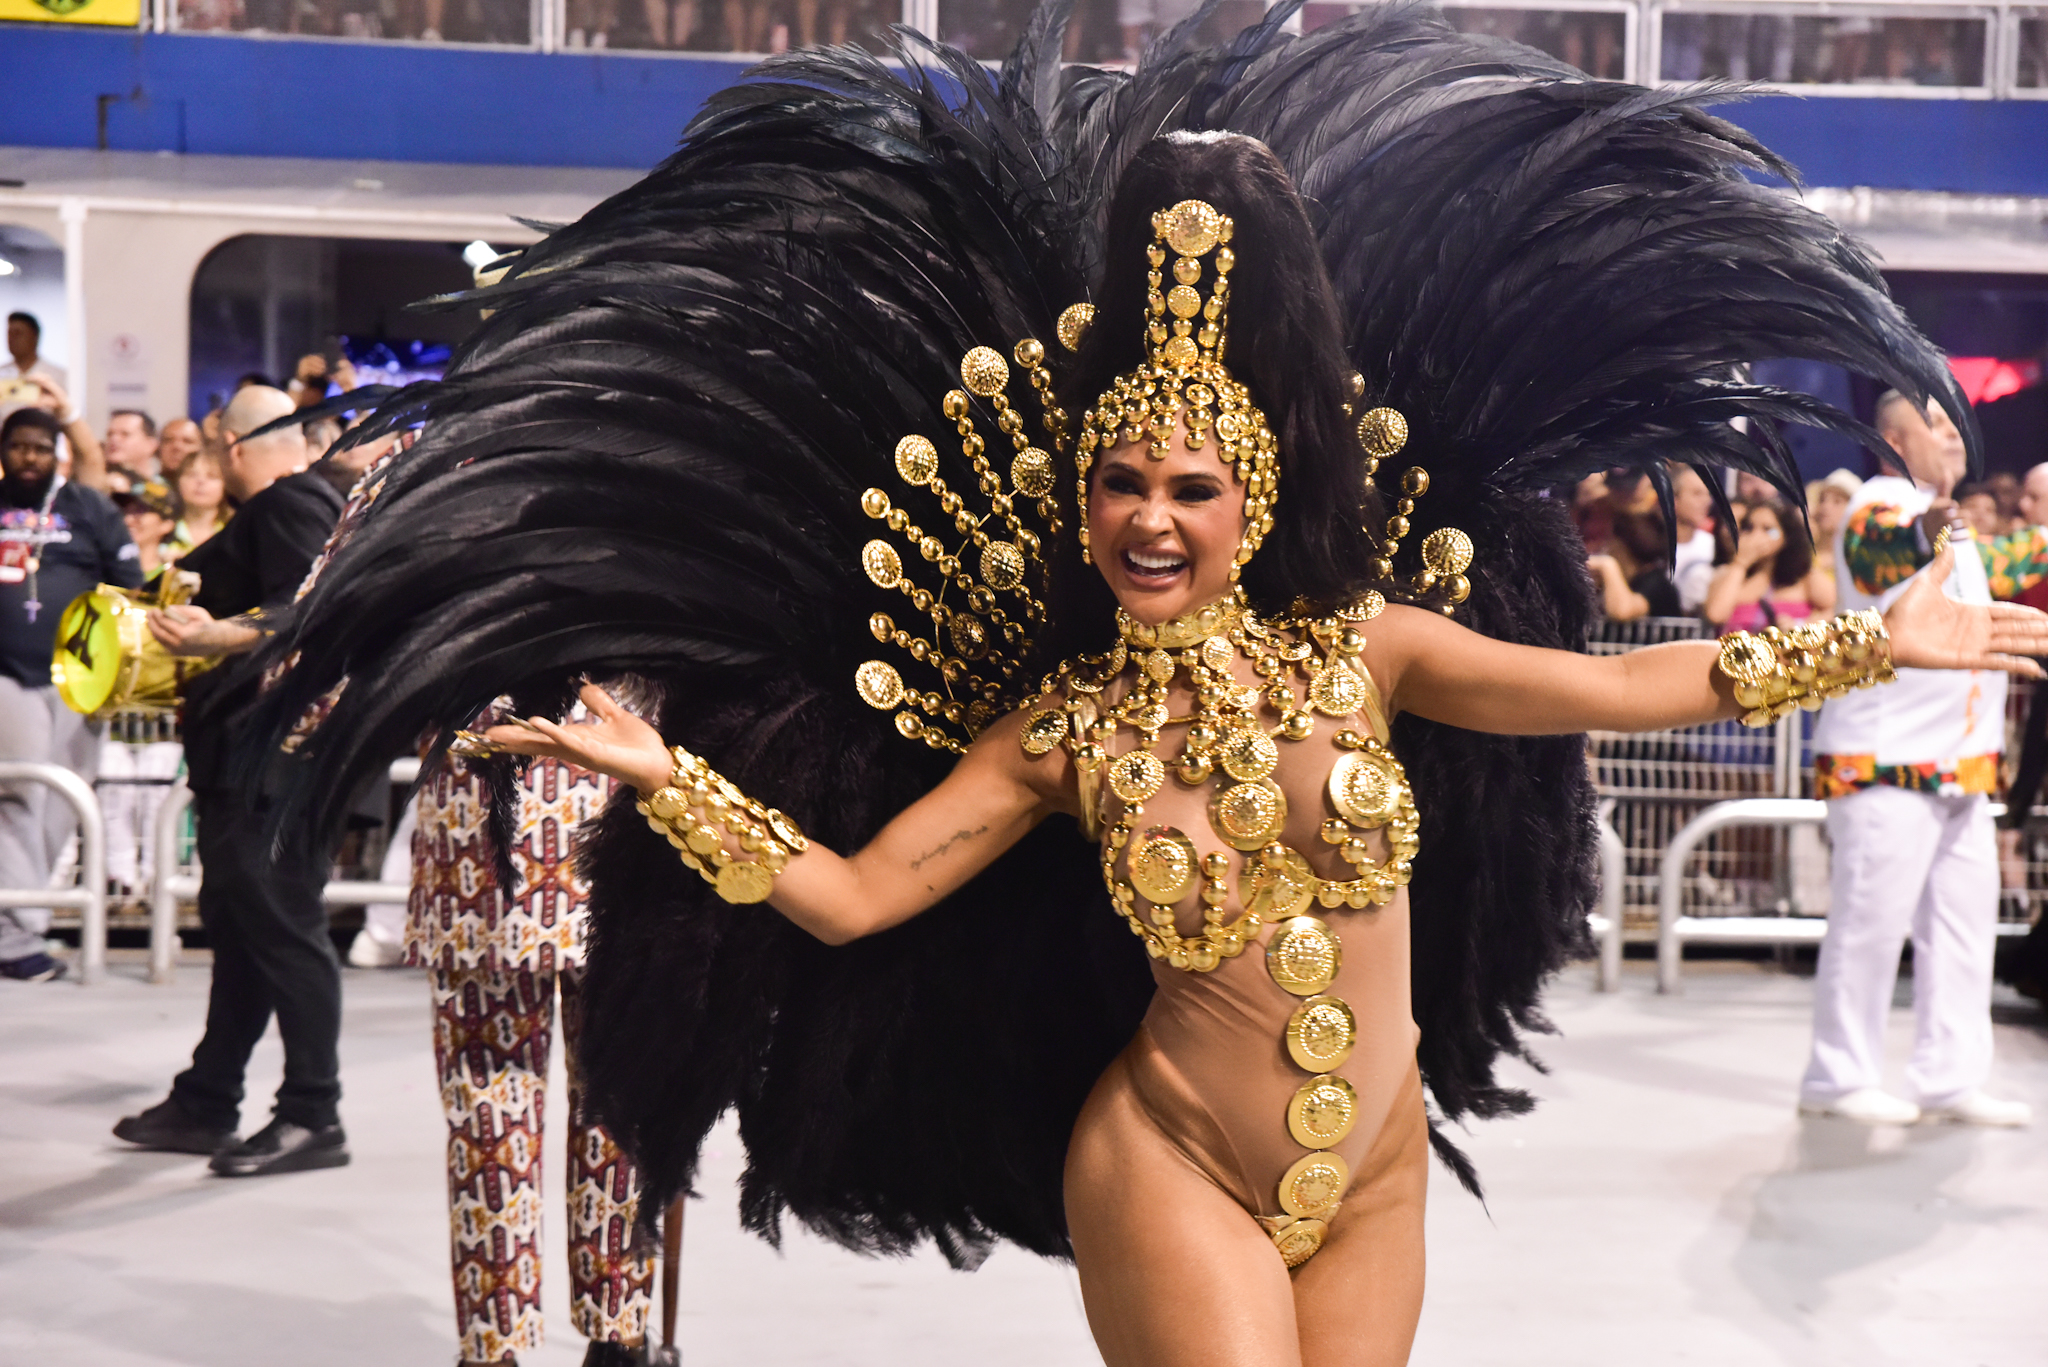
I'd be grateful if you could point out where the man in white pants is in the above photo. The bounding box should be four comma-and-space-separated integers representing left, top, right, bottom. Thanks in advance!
1806, 394, 2044, 1127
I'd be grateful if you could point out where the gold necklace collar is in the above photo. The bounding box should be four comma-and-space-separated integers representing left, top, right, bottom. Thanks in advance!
1117, 590, 1246, 650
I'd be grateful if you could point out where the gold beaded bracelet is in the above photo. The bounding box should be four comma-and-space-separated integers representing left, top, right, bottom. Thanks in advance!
635, 745, 809, 903
1716, 609, 1896, 728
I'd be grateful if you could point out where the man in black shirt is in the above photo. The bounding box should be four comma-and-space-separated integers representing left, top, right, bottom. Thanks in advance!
0, 408, 142, 982
111, 386, 354, 1176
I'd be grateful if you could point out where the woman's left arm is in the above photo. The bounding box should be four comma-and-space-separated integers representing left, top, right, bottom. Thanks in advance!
1377, 547, 2048, 736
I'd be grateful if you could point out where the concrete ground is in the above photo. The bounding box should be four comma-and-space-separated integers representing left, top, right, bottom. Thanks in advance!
0, 953, 2041, 1367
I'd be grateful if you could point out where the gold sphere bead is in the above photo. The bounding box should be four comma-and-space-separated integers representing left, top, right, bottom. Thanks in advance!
942, 390, 969, 420
1014, 337, 1045, 368
1401, 466, 1429, 496
1283, 711, 1316, 741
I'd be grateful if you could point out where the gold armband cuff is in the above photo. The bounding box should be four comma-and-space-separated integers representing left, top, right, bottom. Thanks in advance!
1717, 610, 1895, 728
635, 745, 809, 903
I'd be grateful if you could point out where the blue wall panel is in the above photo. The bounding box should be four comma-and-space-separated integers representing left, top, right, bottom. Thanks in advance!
0, 27, 749, 169
5, 26, 2048, 191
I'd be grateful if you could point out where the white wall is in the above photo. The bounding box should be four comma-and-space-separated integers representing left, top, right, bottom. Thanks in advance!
0, 225, 70, 379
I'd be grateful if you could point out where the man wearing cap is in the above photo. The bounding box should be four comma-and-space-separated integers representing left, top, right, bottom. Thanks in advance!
1805, 394, 2047, 1127
111, 385, 355, 1175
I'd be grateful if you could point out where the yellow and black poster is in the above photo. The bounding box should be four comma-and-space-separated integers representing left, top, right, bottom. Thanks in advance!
0, 0, 142, 23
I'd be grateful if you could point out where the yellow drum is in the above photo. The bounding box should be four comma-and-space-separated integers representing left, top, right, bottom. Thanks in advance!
52, 572, 217, 716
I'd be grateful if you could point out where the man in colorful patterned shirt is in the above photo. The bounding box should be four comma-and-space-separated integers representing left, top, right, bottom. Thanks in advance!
1804, 393, 2045, 1127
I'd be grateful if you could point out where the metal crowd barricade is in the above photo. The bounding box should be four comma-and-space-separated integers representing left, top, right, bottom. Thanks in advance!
0, 762, 109, 985
1592, 807, 1625, 992
146, 758, 422, 984
1655, 797, 2036, 993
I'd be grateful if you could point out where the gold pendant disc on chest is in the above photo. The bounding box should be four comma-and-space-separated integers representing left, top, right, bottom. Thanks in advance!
1210, 778, 1288, 850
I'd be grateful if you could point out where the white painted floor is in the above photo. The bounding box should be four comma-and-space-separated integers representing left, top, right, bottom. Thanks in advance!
0, 953, 2041, 1366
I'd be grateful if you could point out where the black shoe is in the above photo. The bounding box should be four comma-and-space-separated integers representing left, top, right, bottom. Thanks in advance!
582, 1342, 649, 1367
113, 1096, 236, 1155
0, 951, 67, 982
208, 1118, 350, 1177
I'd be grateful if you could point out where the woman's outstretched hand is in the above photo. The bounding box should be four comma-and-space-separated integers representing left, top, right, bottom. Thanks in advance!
480, 683, 674, 793
1883, 547, 2048, 677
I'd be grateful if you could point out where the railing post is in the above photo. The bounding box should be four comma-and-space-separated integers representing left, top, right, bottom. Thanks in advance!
0, 762, 106, 985
1596, 816, 1625, 992
150, 783, 195, 983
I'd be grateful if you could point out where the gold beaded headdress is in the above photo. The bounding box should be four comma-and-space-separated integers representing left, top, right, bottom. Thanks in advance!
1073, 200, 1280, 583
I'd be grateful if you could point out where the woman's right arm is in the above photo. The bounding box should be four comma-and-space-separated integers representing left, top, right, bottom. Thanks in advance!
486, 685, 1071, 946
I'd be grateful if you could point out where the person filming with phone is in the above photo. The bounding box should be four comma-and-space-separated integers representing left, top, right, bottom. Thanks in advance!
1704, 496, 1834, 633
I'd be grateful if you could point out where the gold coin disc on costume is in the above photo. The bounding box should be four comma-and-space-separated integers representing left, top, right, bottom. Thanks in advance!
862, 539, 903, 590
1021, 708, 1067, 756
1309, 660, 1368, 718
1420, 526, 1474, 577
1239, 845, 1315, 919
1271, 1217, 1328, 1269
1166, 284, 1203, 319
1355, 406, 1408, 459
1220, 726, 1279, 782
1328, 749, 1402, 828
1717, 631, 1779, 686
1143, 648, 1176, 683
1267, 915, 1342, 996
715, 861, 776, 905
1057, 302, 1096, 352
1162, 336, 1200, 370
949, 613, 989, 660
1288, 1075, 1360, 1149
1279, 1150, 1351, 1217
1129, 826, 1199, 905
1341, 591, 1386, 622
981, 540, 1026, 591
1200, 634, 1236, 673
1011, 447, 1055, 497
960, 345, 1009, 397
1108, 749, 1167, 804
1210, 778, 1288, 851
854, 660, 905, 710
1159, 199, 1225, 257
1286, 994, 1357, 1072
894, 434, 939, 486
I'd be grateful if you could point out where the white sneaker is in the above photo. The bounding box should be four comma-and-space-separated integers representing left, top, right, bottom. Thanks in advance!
346, 930, 406, 969
1919, 1092, 2033, 1127
1799, 1088, 1922, 1125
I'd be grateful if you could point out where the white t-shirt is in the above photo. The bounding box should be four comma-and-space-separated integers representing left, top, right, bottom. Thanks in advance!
1671, 527, 1716, 614
0, 358, 69, 392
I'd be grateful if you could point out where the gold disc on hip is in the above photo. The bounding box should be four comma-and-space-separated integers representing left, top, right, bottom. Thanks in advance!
715, 861, 776, 905
1210, 778, 1288, 851
1328, 749, 1402, 828
1308, 660, 1368, 718
1287, 1075, 1359, 1149
1238, 844, 1315, 919
1279, 1150, 1351, 1217
1219, 726, 1279, 782
1129, 826, 1198, 905
1286, 994, 1356, 1072
1270, 1217, 1328, 1269
1267, 915, 1341, 996
1108, 749, 1167, 805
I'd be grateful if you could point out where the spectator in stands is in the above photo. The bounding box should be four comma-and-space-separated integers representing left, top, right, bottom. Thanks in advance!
1702, 497, 1831, 631
1, 311, 67, 393
1986, 469, 2024, 532
1803, 393, 2048, 1128
1670, 463, 1719, 614
168, 444, 230, 561
113, 385, 354, 1174
1733, 469, 1777, 509
0, 407, 143, 983
1806, 467, 1861, 600
1955, 481, 2003, 539
1586, 503, 1681, 621
114, 480, 178, 579
158, 416, 203, 480
105, 410, 160, 490
5, 375, 107, 494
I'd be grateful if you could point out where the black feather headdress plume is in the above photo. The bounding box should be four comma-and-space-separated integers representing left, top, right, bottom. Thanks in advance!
246, 1, 1967, 1255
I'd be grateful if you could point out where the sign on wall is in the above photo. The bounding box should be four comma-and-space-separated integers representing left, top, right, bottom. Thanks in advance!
0, 0, 141, 23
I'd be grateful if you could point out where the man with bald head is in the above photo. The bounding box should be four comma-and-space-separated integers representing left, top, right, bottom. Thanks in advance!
1804, 395, 2048, 1129
114, 385, 357, 1175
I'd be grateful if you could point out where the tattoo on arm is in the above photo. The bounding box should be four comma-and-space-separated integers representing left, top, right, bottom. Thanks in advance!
910, 824, 990, 872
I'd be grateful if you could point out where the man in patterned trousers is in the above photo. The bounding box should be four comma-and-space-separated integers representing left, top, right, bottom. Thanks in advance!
410, 742, 654, 1367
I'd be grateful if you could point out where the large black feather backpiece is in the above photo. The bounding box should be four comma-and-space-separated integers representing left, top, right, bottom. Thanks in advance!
249, 0, 1970, 1262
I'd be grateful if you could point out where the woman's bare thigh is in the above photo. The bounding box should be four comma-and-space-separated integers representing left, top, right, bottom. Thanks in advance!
1066, 1048, 1304, 1367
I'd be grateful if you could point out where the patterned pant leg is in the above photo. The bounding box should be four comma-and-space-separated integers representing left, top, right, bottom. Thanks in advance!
561, 966, 654, 1346
433, 966, 555, 1362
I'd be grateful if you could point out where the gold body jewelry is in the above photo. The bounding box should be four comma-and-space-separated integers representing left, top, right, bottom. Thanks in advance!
1023, 590, 1416, 1268
1716, 609, 1894, 727
636, 745, 810, 904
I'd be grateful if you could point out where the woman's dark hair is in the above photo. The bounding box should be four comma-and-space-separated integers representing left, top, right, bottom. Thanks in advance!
1035, 133, 1382, 667
1734, 498, 1812, 589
